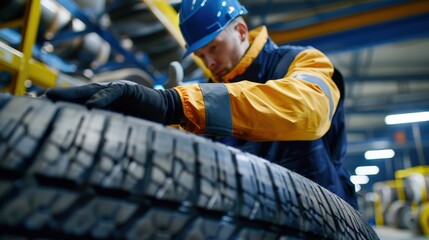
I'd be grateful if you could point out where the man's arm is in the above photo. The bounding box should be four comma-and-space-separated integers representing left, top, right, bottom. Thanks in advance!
46, 80, 183, 125
174, 48, 340, 141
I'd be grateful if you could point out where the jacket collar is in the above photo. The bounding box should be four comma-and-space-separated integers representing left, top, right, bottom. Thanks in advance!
218, 26, 269, 83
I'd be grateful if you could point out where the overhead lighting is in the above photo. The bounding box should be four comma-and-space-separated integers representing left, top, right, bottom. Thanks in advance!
355, 184, 361, 192
350, 175, 369, 185
72, 19, 86, 31
355, 166, 380, 175
365, 149, 395, 160
385, 111, 429, 125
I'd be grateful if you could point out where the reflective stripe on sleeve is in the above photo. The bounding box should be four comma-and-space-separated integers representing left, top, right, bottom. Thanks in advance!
294, 74, 334, 119
199, 83, 233, 136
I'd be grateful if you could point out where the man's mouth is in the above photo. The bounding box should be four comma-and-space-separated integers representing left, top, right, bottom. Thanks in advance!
214, 70, 225, 78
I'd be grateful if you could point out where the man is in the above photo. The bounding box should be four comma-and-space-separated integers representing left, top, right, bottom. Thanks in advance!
46, 0, 357, 208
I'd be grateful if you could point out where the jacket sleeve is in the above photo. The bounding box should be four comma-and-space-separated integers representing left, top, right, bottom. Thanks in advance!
174, 48, 340, 141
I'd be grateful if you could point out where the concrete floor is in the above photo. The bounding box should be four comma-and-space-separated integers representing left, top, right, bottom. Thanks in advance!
374, 226, 429, 240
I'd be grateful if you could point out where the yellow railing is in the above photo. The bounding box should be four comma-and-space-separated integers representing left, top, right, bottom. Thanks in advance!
0, 0, 212, 95
373, 180, 403, 226
0, 0, 59, 95
142, 0, 211, 79
395, 166, 429, 203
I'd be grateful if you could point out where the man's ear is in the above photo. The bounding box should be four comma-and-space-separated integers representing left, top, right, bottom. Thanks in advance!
235, 21, 248, 42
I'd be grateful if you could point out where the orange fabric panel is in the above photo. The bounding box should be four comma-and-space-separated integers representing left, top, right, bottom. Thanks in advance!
174, 83, 206, 134
225, 48, 339, 141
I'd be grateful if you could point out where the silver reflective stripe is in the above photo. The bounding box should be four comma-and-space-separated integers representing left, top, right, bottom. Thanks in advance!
294, 74, 334, 119
199, 83, 233, 136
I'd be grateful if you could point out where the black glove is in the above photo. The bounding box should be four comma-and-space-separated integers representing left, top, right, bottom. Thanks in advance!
45, 80, 183, 125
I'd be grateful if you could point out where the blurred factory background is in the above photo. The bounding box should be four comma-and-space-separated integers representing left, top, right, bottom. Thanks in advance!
1, 0, 429, 238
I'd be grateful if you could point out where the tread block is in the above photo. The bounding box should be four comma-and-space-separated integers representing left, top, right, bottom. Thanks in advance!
213, 143, 238, 211
194, 140, 238, 212
310, 184, 337, 238
126, 208, 190, 240
288, 171, 318, 233
237, 228, 278, 240
323, 189, 355, 240
63, 197, 138, 238
196, 140, 217, 208
235, 153, 277, 222
300, 177, 333, 237
0, 97, 56, 171
0, 186, 78, 230
30, 107, 105, 182
90, 115, 151, 191
146, 128, 196, 201
181, 217, 235, 239
269, 164, 301, 227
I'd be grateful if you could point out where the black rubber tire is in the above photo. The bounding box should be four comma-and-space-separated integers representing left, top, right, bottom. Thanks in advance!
384, 200, 401, 227
397, 204, 415, 230
0, 94, 378, 240
385, 200, 414, 229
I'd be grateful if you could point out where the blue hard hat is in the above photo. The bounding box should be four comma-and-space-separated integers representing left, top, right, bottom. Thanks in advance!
179, 0, 248, 57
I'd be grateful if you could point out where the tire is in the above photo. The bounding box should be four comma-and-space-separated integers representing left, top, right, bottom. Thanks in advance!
0, 94, 378, 240
385, 200, 414, 229
397, 205, 414, 230
384, 200, 403, 227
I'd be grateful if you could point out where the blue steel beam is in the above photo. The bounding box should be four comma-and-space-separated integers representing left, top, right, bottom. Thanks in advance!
252, 0, 408, 30
345, 96, 429, 114
291, 14, 429, 53
346, 74, 429, 82
269, 1, 429, 52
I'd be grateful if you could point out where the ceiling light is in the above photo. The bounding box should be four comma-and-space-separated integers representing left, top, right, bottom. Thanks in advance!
385, 111, 429, 125
350, 175, 369, 185
365, 149, 395, 160
355, 184, 361, 192
355, 166, 379, 175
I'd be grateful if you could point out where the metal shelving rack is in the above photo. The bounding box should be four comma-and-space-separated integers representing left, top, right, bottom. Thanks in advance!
0, 0, 57, 95
0, 0, 211, 95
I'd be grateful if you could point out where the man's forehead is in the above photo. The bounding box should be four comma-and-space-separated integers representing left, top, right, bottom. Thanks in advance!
194, 31, 227, 54
195, 39, 215, 55
194, 42, 212, 55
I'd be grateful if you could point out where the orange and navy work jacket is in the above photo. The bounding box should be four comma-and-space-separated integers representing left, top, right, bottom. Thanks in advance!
174, 26, 357, 208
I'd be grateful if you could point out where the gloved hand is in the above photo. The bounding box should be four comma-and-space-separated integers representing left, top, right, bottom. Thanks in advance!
45, 80, 183, 125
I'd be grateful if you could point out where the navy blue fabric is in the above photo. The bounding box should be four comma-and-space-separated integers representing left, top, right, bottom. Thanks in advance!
218, 38, 358, 209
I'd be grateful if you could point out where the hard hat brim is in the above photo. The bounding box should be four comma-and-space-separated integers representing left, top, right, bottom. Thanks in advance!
183, 28, 221, 58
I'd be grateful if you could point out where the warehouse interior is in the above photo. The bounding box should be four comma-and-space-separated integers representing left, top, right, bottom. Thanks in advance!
1, 0, 429, 239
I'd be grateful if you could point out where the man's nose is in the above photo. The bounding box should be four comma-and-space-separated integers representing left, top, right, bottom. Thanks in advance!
205, 57, 216, 70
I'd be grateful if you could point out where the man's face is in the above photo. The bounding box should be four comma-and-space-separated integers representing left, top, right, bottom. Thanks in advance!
194, 26, 246, 81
